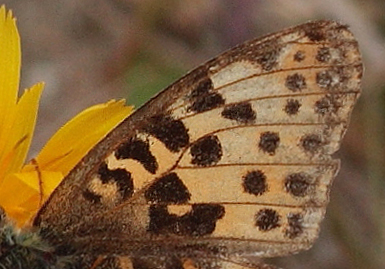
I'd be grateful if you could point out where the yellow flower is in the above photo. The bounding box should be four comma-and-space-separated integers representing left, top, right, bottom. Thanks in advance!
0, 6, 133, 227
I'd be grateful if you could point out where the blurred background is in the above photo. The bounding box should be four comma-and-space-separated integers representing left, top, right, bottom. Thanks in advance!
2, 0, 384, 268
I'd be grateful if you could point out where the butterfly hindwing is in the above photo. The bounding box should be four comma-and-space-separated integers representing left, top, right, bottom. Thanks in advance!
33, 20, 362, 268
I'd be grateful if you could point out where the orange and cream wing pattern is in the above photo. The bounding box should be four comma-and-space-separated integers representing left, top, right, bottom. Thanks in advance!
31, 21, 362, 269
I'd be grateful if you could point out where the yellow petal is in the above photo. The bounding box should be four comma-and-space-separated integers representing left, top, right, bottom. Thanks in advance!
0, 6, 21, 173
0, 5, 19, 115
29, 100, 133, 176
13, 100, 131, 226
0, 169, 63, 226
0, 84, 43, 180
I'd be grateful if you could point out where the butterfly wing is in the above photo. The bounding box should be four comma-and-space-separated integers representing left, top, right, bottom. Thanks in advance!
34, 21, 362, 268
72, 256, 278, 269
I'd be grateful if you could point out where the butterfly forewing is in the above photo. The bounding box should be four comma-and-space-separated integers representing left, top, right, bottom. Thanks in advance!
33, 21, 362, 268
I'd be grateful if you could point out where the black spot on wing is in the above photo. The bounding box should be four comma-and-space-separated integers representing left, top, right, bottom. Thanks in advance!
147, 206, 177, 235
316, 47, 331, 63
285, 73, 306, 92
314, 95, 340, 115
284, 99, 301, 115
179, 204, 225, 237
98, 163, 134, 200
190, 78, 213, 97
255, 208, 280, 231
221, 102, 256, 123
189, 93, 225, 113
242, 170, 268, 196
300, 134, 324, 153
285, 213, 304, 239
284, 173, 311, 197
115, 139, 158, 174
145, 173, 191, 204
293, 50, 305, 62
258, 132, 280, 155
188, 78, 225, 113
148, 204, 225, 236
144, 115, 190, 153
190, 135, 223, 166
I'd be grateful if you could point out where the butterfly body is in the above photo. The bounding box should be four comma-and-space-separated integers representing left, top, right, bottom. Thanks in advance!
0, 20, 362, 269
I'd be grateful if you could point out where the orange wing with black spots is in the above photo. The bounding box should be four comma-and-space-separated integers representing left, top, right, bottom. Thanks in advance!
29, 21, 362, 269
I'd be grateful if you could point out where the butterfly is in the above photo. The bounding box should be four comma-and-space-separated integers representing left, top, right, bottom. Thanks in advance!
0, 20, 362, 269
